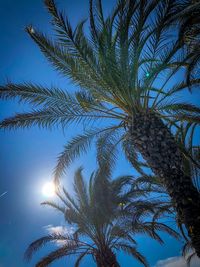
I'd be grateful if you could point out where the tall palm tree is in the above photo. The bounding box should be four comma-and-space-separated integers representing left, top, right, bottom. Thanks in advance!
25, 165, 178, 267
1, 0, 200, 255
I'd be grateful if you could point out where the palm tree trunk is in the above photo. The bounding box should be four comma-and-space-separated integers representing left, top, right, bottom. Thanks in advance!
126, 111, 200, 257
95, 247, 120, 267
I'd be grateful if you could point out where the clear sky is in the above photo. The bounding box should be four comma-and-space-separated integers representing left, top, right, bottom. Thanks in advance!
0, 1, 200, 267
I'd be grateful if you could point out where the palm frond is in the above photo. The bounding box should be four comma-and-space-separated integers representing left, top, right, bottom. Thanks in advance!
73, 167, 89, 208
44, 0, 97, 66
24, 234, 73, 260
122, 136, 149, 176
0, 106, 105, 130
111, 175, 132, 195
148, 222, 180, 240
54, 125, 122, 181
96, 126, 122, 174
0, 83, 73, 108
158, 102, 200, 115
35, 245, 80, 267
173, 113, 200, 124
41, 201, 65, 214
26, 27, 109, 98
108, 225, 137, 246
74, 249, 91, 267
115, 243, 149, 267
0, 108, 66, 130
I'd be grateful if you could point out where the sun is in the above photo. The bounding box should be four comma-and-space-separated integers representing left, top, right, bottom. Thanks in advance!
42, 182, 56, 198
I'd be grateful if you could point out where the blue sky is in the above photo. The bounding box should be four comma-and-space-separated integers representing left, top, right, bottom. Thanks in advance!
0, 1, 200, 267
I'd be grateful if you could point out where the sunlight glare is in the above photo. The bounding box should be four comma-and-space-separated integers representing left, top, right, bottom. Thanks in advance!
42, 182, 56, 198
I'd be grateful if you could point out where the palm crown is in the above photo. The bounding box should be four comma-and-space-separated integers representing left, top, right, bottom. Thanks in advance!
25, 165, 178, 267
0, 0, 200, 180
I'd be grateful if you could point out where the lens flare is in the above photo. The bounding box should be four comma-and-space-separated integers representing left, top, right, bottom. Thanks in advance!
42, 182, 56, 198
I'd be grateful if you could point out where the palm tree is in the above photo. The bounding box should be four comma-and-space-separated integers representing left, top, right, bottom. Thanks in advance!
25, 165, 178, 267
1, 0, 200, 255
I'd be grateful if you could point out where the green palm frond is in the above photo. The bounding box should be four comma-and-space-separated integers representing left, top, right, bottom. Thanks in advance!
0, 83, 74, 107
96, 126, 122, 174
111, 175, 132, 195
73, 167, 89, 208
174, 113, 200, 124
24, 234, 74, 260
114, 243, 149, 267
74, 249, 91, 267
108, 225, 137, 245
45, 0, 97, 65
54, 129, 100, 180
152, 203, 174, 222
131, 175, 164, 189
148, 222, 180, 240
126, 200, 161, 224
131, 175, 167, 195
122, 137, 149, 176
41, 201, 65, 214
134, 222, 164, 244
153, 79, 200, 107
0, 106, 107, 130
62, 187, 81, 212
0, 108, 66, 130
54, 125, 122, 180
35, 246, 80, 267
26, 26, 121, 105
158, 102, 200, 115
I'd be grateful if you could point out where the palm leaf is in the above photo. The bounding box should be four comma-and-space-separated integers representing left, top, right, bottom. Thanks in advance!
73, 167, 89, 208
35, 246, 80, 267
41, 201, 65, 214
54, 125, 121, 181
0, 106, 105, 130
24, 234, 74, 260
74, 249, 91, 267
114, 243, 149, 267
